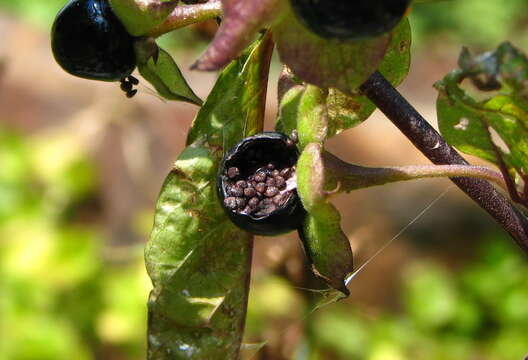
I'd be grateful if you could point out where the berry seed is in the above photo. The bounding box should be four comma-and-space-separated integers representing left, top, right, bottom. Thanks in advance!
265, 186, 279, 197
244, 187, 257, 197
255, 183, 266, 193
236, 180, 247, 188
229, 186, 244, 197
266, 177, 276, 187
227, 167, 240, 179
224, 197, 238, 209
254, 171, 267, 182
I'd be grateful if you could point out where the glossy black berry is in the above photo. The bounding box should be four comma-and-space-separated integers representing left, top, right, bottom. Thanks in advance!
290, 0, 411, 40
51, 0, 137, 81
217, 132, 306, 236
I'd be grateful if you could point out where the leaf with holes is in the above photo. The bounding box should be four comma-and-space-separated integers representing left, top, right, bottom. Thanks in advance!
436, 43, 528, 180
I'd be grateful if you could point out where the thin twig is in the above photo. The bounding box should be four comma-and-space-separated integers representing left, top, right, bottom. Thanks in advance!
322, 151, 508, 193
359, 71, 528, 253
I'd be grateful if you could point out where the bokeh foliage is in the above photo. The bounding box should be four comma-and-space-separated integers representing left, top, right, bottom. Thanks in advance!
0, 129, 150, 360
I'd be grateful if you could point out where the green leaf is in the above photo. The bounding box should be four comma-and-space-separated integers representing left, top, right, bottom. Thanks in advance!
187, 32, 274, 147
436, 76, 498, 164
275, 82, 303, 136
137, 46, 203, 105
436, 42, 528, 179
277, 85, 328, 149
326, 89, 376, 137
277, 82, 376, 140
296, 143, 353, 296
145, 33, 273, 360
109, 0, 178, 36
377, 18, 412, 87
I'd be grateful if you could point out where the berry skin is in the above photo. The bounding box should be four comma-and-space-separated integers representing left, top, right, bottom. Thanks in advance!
217, 132, 306, 236
290, 0, 411, 40
51, 0, 137, 81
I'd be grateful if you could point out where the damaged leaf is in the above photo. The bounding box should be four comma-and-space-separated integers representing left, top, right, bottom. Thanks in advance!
436, 42, 528, 181
145, 34, 273, 360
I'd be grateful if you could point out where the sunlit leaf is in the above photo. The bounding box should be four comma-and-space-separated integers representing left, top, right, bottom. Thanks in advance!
277, 84, 328, 149
187, 32, 274, 147
436, 42, 528, 179
326, 89, 376, 136
138, 46, 202, 105
377, 18, 412, 87
145, 33, 273, 360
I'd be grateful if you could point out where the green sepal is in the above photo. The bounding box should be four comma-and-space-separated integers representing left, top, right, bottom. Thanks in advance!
296, 143, 354, 296
109, 0, 178, 36
137, 45, 203, 105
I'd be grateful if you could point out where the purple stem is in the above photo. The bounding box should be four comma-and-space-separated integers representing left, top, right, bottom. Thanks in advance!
360, 71, 528, 253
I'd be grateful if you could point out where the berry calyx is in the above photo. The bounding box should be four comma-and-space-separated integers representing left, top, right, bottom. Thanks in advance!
290, 0, 411, 40
217, 132, 306, 236
51, 0, 137, 82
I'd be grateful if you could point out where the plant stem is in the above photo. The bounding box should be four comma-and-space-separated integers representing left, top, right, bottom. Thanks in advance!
322, 151, 508, 192
146, 0, 222, 38
359, 71, 528, 253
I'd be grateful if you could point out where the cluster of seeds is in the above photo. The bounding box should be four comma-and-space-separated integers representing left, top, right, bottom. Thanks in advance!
223, 162, 296, 217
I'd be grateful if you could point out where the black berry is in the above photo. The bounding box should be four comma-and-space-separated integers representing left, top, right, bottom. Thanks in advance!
290, 0, 411, 40
51, 0, 137, 82
217, 132, 306, 236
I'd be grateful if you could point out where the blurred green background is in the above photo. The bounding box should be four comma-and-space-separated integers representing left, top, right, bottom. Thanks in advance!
1, 1, 528, 359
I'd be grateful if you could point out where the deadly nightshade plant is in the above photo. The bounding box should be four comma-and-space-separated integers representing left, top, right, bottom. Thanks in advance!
49, 0, 528, 359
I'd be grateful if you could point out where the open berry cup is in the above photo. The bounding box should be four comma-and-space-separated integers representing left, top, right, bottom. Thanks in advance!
217, 132, 306, 236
